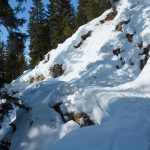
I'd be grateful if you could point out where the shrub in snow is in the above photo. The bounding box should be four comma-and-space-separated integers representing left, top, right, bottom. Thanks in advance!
28, 74, 45, 84
35, 74, 45, 82
28, 74, 45, 83
28, 77, 35, 83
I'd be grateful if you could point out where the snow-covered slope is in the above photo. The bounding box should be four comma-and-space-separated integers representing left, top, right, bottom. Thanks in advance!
17, 0, 149, 86
1, 0, 150, 149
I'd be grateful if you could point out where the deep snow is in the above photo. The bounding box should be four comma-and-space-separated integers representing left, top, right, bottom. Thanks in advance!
1, 0, 150, 149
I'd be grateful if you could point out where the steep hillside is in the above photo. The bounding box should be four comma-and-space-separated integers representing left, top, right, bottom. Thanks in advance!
1, 0, 150, 149
15, 0, 149, 87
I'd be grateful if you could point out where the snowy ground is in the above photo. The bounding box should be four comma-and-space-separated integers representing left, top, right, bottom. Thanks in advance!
1, 0, 150, 149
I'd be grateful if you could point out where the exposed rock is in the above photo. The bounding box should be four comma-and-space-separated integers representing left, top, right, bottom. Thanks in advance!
81, 30, 93, 41
126, 33, 133, 42
140, 44, 150, 70
143, 44, 150, 55
113, 48, 120, 56
74, 31, 92, 49
138, 42, 143, 49
52, 103, 95, 127
74, 41, 83, 49
120, 57, 125, 65
99, 11, 117, 24
140, 56, 148, 70
115, 19, 130, 31
105, 11, 117, 21
66, 112, 95, 127
116, 65, 121, 69
49, 64, 64, 78
115, 56, 125, 70
9, 123, 16, 133
53, 103, 66, 122
74, 30, 93, 48
130, 59, 135, 66
100, 20, 105, 24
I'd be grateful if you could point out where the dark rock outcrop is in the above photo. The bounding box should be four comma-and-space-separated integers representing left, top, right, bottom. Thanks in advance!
49, 64, 64, 78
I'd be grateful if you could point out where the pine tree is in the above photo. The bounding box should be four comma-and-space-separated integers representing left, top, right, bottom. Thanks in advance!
28, 0, 50, 68
75, 0, 88, 27
86, 0, 99, 21
76, 0, 111, 27
87, 0, 111, 21
0, 0, 25, 31
0, 40, 5, 87
5, 32, 27, 82
48, 0, 75, 49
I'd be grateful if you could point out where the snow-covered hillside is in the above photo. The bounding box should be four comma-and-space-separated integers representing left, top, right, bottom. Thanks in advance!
1, 0, 150, 149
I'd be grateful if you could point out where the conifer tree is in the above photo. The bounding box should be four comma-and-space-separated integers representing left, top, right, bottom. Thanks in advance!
76, 0, 111, 27
5, 32, 27, 82
0, 0, 27, 85
28, 0, 50, 68
76, 0, 88, 27
0, 40, 5, 87
86, 0, 100, 21
48, 0, 75, 49
0, 0, 25, 31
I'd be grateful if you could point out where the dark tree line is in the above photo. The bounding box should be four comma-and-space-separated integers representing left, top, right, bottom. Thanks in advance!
0, 0, 27, 87
0, 0, 117, 87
